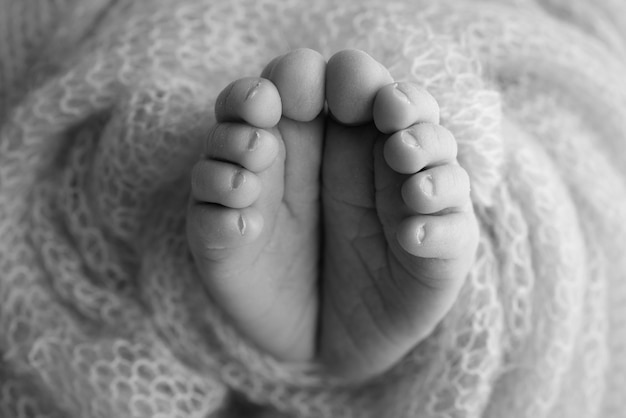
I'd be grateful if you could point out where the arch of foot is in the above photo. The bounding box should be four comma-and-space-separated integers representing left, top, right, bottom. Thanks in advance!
1, 0, 626, 417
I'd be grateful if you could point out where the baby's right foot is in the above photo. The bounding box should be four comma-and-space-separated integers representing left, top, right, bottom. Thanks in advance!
187, 49, 326, 361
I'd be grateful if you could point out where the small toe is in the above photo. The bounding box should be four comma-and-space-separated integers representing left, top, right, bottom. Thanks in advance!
396, 212, 476, 259
384, 123, 457, 174
326, 49, 393, 125
264, 48, 326, 122
401, 164, 471, 214
215, 77, 282, 128
187, 204, 264, 253
191, 160, 261, 208
373, 83, 439, 134
206, 123, 279, 172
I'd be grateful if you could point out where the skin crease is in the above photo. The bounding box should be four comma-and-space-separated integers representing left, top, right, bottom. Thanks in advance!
188, 48, 478, 382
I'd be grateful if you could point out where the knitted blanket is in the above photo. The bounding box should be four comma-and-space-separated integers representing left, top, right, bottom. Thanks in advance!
1, 0, 625, 417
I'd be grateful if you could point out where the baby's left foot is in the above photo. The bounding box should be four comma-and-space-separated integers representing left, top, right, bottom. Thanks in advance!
320, 50, 479, 381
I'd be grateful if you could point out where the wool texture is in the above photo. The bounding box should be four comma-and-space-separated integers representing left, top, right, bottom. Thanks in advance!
1, 0, 625, 417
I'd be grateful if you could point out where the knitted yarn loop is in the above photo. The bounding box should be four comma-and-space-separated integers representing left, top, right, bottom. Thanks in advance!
1, 0, 625, 417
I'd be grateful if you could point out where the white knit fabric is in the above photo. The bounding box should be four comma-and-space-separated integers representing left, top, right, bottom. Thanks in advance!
0, 0, 625, 417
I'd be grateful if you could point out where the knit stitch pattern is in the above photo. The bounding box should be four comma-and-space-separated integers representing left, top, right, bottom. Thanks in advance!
0, 0, 625, 417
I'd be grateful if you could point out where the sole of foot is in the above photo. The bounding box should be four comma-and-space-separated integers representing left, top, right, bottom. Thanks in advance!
186, 48, 326, 362
320, 49, 479, 382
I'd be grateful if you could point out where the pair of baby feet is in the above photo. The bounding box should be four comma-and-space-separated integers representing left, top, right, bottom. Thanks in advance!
187, 49, 478, 382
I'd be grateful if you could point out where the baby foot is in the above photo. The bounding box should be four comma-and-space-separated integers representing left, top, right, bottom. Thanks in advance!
320, 50, 479, 381
186, 49, 326, 361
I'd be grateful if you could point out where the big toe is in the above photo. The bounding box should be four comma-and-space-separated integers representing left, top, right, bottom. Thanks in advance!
262, 48, 326, 122
325, 49, 394, 125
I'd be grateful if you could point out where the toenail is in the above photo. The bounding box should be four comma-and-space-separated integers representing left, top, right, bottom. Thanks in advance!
393, 83, 412, 104
231, 171, 245, 189
248, 130, 261, 151
401, 130, 421, 148
245, 81, 262, 101
415, 223, 426, 244
238, 214, 246, 235
420, 175, 435, 197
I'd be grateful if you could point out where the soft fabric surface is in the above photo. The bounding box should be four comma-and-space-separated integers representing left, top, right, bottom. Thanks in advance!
1, 0, 625, 417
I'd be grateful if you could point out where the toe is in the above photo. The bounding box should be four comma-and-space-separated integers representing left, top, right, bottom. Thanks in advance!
206, 123, 279, 172
264, 48, 326, 122
373, 82, 439, 134
326, 49, 393, 125
396, 211, 477, 260
215, 77, 282, 128
384, 123, 457, 174
401, 164, 471, 214
187, 204, 264, 253
191, 160, 261, 208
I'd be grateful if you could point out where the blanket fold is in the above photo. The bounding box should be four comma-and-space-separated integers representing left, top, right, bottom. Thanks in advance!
1, 0, 625, 417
